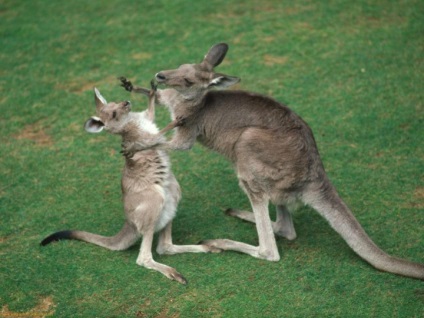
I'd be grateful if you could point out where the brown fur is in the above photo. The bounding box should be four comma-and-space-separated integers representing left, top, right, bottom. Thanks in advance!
121, 43, 424, 280
41, 87, 218, 284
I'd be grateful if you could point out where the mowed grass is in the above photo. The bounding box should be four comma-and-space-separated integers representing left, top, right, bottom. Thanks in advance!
1, 0, 423, 317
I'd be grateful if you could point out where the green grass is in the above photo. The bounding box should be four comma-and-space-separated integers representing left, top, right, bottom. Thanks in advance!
1, 0, 423, 317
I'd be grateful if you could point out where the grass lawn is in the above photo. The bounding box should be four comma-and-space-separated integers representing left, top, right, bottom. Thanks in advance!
1, 0, 423, 317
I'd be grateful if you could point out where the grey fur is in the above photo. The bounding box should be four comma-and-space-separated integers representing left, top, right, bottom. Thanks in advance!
41, 87, 218, 284
121, 43, 424, 280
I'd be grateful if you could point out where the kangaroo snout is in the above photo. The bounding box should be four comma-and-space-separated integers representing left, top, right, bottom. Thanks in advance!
155, 72, 166, 82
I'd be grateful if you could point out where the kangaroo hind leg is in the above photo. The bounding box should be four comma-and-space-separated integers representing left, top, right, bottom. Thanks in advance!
203, 197, 280, 261
275, 205, 297, 240
136, 228, 187, 284
156, 222, 222, 255
225, 205, 296, 240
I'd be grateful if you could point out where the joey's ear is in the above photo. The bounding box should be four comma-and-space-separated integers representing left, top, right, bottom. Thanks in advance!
208, 74, 240, 89
84, 116, 105, 133
203, 43, 229, 69
94, 87, 107, 111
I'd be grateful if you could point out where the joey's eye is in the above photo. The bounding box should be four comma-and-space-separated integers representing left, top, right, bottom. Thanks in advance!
184, 78, 194, 86
112, 111, 117, 119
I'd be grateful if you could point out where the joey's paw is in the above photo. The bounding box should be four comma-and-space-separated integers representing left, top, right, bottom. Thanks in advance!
120, 149, 135, 159
119, 76, 133, 92
120, 142, 136, 158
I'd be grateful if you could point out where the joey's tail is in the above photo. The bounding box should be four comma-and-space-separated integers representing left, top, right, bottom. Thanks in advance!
303, 182, 424, 280
40, 221, 139, 251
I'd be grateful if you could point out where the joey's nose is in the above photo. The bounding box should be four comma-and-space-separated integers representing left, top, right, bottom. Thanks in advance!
155, 72, 166, 82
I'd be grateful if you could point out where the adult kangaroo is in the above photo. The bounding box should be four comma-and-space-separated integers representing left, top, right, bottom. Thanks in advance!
120, 43, 424, 280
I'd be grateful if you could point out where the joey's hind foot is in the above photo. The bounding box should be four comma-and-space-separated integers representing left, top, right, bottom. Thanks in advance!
167, 269, 188, 285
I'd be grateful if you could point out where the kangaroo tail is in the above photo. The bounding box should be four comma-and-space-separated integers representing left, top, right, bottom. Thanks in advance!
303, 181, 424, 280
40, 221, 139, 251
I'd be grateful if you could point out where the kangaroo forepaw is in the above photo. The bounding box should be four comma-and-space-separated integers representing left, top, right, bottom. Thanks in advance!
149, 79, 158, 99
119, 76, 133, 92
175, 116, 186, 127
150, 79, 158, 92
120, 141, 136, 159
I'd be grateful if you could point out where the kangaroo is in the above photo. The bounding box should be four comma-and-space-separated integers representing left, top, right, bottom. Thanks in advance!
119, 43, 424, 280
41, 85, 218, 284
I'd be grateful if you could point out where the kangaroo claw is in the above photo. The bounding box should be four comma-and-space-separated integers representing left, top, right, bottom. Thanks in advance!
119, 76, 133, 92
120, 142, 136, 159
169, 271, 188, 285
150, 79, 158, 92
175, 116, 186, 127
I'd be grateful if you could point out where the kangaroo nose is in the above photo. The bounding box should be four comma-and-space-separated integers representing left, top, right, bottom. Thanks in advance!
155, 72, 166, 82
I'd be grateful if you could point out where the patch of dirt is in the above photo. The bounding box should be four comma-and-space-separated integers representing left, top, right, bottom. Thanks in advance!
263, 54, 289, 66
135, 299, 180, 318
136, 308, 179, 318
412, 187, 424, 208
1, 296, 55, 318
73, 81, 98, 93
132, 52, 152, 61
401, 186, 424, 209
14, 121, 54, 147
0, 96, 8, 105
55, 75, 117, 94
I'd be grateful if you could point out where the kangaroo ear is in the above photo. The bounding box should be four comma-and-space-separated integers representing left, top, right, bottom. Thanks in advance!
208, 74, 240, 88
94, 87, 107, 111
203, 43, 229, 68
84, 116, 105, 133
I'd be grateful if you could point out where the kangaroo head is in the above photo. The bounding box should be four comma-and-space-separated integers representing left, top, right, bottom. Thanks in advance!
154, 43, 240, 98
84, 88, 131, 134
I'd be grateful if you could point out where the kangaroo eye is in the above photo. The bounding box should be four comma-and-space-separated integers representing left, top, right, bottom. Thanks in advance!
184, 78, 194, 86
112, 111, 117, 119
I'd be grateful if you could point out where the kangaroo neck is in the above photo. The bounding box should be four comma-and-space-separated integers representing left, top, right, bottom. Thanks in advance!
120, 116, 144, 143
159, 88, 207, 118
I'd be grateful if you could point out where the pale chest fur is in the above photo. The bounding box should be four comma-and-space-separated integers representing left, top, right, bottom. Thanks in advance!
120, 112, 179, 232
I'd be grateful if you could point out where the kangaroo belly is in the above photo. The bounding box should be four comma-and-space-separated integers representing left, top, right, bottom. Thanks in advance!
197, 128, 245, 162
123, 181, 177, 234
154, 183, 178, 232
233, 126, 322, 203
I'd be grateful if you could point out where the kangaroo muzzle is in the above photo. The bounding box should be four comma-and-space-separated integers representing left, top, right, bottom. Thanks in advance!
155, 72, 166, 83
